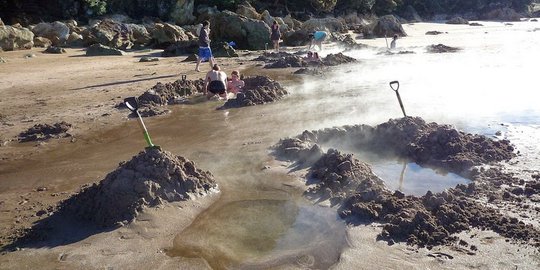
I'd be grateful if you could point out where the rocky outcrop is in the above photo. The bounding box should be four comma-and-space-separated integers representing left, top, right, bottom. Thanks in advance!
446, 17, 469, 24
33, 37, 52, 47
31, 21, 70, 46
372, 15, 407, 38
152, 22, 190, 46
210, 10, 270, 50
83, 19, 133, 49
60, 147, 217, 227
0, 25, 34, 51
302, 17, 347, 33
86, 43, 125, 56
127, 23, 152, 46
169, 0, 196, 25
236, 2, 261, 20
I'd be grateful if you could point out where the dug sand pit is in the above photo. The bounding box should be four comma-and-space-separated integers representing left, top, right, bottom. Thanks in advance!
123, 78, 206, 117
60, 147, 217, 227
18, 121, 72, 142
273, 117, 540, 248
220, 76, 288, 109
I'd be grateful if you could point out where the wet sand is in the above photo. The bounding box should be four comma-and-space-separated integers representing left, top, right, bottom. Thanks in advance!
1, 21, 540, 269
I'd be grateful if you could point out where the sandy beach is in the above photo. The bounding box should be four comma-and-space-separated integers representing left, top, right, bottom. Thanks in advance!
1, 21, 540, 269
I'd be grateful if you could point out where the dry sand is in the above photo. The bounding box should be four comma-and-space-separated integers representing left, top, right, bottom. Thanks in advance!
1, 21, 539, 269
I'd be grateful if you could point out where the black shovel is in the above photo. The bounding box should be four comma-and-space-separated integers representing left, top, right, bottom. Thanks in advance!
389, 81, 407, 117
124, 97, 159, 149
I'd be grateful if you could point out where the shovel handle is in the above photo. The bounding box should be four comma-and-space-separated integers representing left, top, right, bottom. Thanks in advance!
389, 81, 399, 91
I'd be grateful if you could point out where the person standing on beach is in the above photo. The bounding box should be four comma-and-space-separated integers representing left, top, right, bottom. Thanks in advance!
270, 21, 281, 52
390, 34, 398, 49
205, 64, 228, 100
308, 31, 327, 51
195, 20, 215, 72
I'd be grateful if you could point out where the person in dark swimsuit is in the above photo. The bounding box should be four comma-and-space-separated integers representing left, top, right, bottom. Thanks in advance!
205, 64, 228, 100
270, 21, 281, 52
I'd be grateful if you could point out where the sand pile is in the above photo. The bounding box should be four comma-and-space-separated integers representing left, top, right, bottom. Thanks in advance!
138, 79, 205, 107
426, 44, 461, 53
18, 122, 72, 142
60, 147, 217, 227
120, 78, 205, 117
321, 53, 357, 66
280, 117, 515, 175
273, 117, 540, 248
264, 56, 308, 68
220, 76, 288, 109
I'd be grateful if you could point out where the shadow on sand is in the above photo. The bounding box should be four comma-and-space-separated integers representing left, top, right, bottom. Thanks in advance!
70, 74, 179, 90
1, 209, 116, 252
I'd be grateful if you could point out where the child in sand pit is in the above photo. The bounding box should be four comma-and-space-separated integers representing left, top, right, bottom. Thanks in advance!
227, 70, 245, 94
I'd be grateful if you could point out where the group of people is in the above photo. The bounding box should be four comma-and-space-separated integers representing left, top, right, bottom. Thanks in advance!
193, 20, 244, 100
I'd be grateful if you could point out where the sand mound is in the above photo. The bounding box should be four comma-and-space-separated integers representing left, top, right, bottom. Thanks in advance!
264, 56, 308, 68
138, 79, 205, 107
60, 147, 217, 227
322, 53, 357, 66
426, 44, 461, 53
18, 121, 72, 142
278, 117, 515, 175
273, 117, 540, 248
220, 76, 288, 109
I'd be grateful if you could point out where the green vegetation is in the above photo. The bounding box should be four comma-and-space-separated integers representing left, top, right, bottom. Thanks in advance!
0, 0, 538, 25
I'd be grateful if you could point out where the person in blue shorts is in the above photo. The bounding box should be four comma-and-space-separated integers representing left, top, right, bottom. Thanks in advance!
308, 31, 327, 51
195, 20, 215, 72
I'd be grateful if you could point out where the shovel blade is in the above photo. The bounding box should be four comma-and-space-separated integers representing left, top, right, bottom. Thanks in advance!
124, 97, 139, 112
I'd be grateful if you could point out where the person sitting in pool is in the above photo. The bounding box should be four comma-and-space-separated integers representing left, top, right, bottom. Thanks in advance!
205, 64, 228, 100
227, 70, 245, 94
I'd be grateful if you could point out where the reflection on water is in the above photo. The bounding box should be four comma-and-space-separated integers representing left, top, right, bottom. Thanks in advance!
373, 160, 469, 196
167, 199, 346, 269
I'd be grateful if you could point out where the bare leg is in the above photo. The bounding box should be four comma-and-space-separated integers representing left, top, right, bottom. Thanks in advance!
209, 57, 215, 69
195, 56, 201, 72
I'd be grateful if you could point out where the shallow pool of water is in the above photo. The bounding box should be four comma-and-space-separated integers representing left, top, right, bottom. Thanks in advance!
167, 199, 346, 269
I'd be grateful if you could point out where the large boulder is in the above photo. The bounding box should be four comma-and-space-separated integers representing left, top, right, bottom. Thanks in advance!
283, 14, 302, 31
33, 37, 52, 48
31, 21, 70, 46
84, 19, 133, 49
152, 23, 190, 46
127, 24, 152, 46
66, 32, 84, 47
0, 25, 34, 51
236, 2, 261, 20
0, 17, 4, 27
302, 17, 347, 33
86, 43, 125, 56
261, 10, 287, 32
446, 17, 469, 24
169, 0, 196, 25
372, 15, 407, 38
210, 10, 271, 50
282, 29, 311, 46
